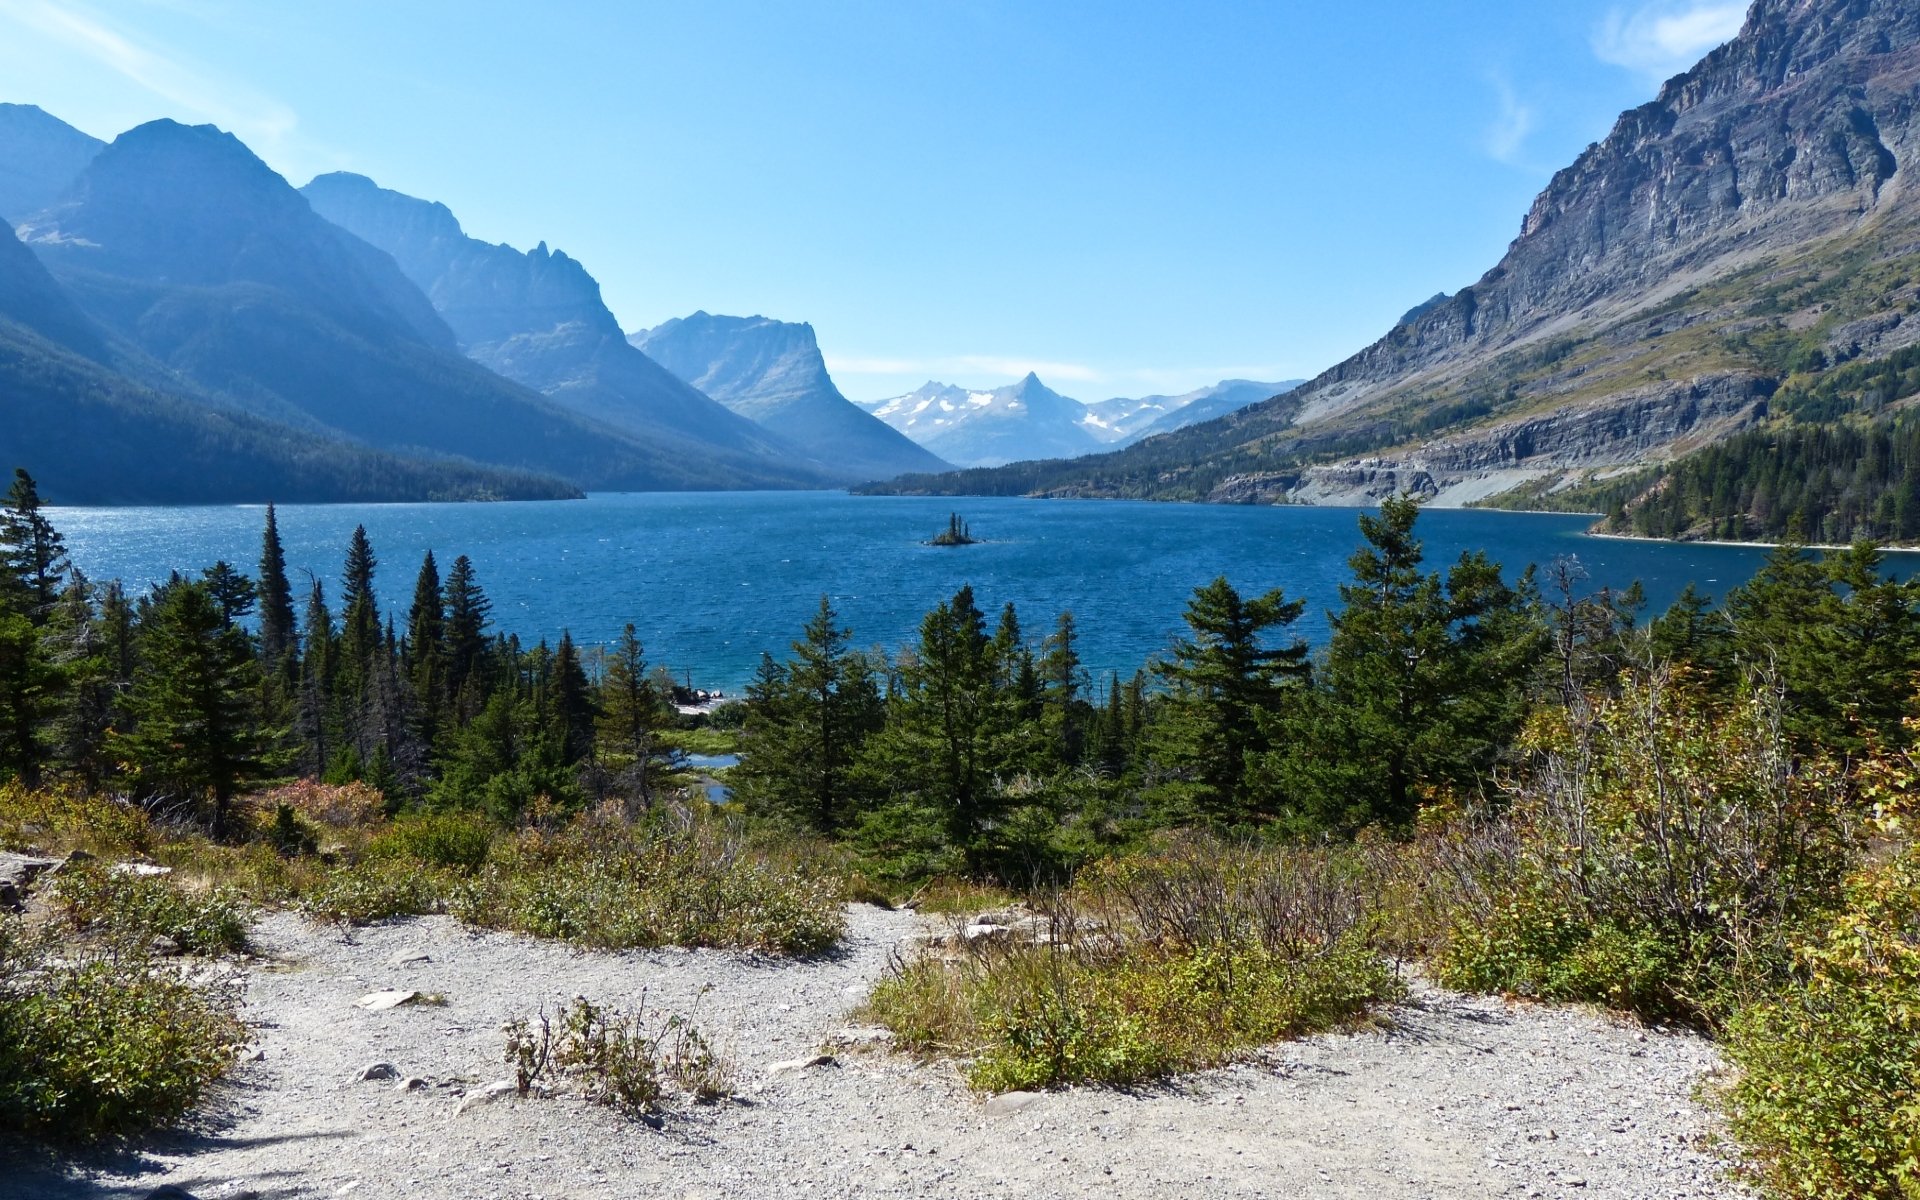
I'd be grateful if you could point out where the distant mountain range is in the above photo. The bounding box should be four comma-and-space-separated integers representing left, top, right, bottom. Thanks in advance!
858, 374, 1298, 468
630, 312, 950, 482
301, 174, 836, 489
863, 0, 1920, 525
0, 106, 942, 502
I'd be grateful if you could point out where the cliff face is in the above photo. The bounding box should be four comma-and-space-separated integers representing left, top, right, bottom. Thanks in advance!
1306, 0, 1920, 419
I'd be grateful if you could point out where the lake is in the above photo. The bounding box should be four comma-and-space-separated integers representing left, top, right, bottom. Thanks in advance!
46, 491, 1902, 694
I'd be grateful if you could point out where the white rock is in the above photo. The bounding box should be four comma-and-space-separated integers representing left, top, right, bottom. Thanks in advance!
455, 1080, 518, 1115
356, 1062, 400, 1082
388, 949, 432, 967
355, 989, 421, 1011
767, 1054, 838, 1076
111, 861, 173, 877
984, 1091, 1046, 1118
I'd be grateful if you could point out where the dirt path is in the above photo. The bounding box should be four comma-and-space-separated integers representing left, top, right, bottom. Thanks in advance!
5, 906, 1746, 1199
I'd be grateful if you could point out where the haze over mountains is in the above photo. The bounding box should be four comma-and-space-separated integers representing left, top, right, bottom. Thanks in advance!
868, 0, 1920, 526
860, 375, 1299, 467
630, 312, 950, 481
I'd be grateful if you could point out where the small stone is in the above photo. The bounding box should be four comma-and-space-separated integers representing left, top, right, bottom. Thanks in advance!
355, 989, 421, 1011
825, 1026, 894, 1049
149, 935, 182, 957
962, 923, 1011, 942
397, 1076, 430, 1092
767, 1054, 838, 1076
456, 1080, 519, 1114
356, 1062, 400, 1082
111, 861, 173, 878
144, 1188, 200, 1200
237, 1046, 266, 1062
389, 949, 432, 967
985, 1091, 1046, 1118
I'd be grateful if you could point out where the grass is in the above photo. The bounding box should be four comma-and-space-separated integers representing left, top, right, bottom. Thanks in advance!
861, 836, 1406, 1091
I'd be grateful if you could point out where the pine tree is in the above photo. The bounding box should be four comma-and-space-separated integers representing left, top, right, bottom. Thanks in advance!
44, 573, 117, 790
339, 525, 380, 677
862, 585, 1023, 867
1039, 610, 1088, 766
550, 631, 596, 765
0, 609, 54, 785
0, 468, 68, 624
1145, 576, 1309, 828
121, 578, 264, 833
257, 503, 297, 665
734, 597, 883, 834
1289, 495, 1545, 830
443, 554, 492, 714
405, 551, 447, 738
296, 577, 336, 778
595, 624, 666, 811
201, 562, 257, 629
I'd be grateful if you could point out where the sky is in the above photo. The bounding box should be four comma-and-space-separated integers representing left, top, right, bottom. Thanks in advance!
0, 0, 1749, 403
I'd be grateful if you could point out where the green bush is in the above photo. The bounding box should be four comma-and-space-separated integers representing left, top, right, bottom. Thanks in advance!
1435, 671, 1853, 1023
1723, 845, 1920, 1199
366, 810, 494, 871
300, 858, 452, 924
52, 862, 251, 955
450, 819, 842, 954
864, 836, 1403, 1091
0, 922, 244, 1140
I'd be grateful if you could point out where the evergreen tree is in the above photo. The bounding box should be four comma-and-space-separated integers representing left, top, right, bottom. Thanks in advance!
1286, 496, 1546, 830
339, 525, 380, 677
1146, 576, 1309, 828
44, 573, 117, 790
296, 577, 337, 777
735, 597, 884, 834
0, 468, 68, 624
550, 631, 597, 765
595, 624, 667, 811
0, 609, 54, 785
443, 554, 492, 713
121, 579, 264, 833
405, 551, 447, 738
1647, 583, 1734, 682
200, 561, 257, 630
862, 585, 1025, 868
257, 504, 297, 664
1039, 610, 1088, 767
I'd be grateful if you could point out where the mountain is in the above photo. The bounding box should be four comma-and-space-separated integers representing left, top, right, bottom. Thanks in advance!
300, 173, 830, 486
630, 311, 951, 481
865, 0, 1920, 514
0, 220, 573, 504
11, 119, 808, 493
859, 374, 1107, 468
1094, 379, 1304, 445
0, 103, 102, 223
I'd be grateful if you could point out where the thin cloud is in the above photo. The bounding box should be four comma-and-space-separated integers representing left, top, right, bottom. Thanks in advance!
0, 0, 297, 145
1593, 1, 1747, 79
824, 355, 1306, 397
1484, 76, 1537, 166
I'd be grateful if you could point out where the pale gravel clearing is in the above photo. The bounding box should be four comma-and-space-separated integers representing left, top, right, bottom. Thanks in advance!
3, 905, 1748, 1199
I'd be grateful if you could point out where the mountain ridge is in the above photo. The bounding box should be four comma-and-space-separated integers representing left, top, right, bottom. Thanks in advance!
630, 311, 951, 481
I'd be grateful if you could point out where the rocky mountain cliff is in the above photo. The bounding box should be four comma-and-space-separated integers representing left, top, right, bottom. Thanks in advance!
862, 374, 1104, 467
870, 0, 1920, 507
0, 103, 102, 224
301, 172, 832, 486
631, 312, 950, 481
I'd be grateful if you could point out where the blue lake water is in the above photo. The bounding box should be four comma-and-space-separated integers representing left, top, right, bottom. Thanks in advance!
47, 491, 1911, 694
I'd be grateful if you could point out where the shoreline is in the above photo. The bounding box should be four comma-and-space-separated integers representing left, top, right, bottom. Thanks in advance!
1583, 528, 1920, 554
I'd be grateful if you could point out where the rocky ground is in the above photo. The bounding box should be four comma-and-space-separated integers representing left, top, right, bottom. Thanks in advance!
4, 905, 1748, 1199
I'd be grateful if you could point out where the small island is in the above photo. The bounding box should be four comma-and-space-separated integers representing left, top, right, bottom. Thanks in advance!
927, 512, 979, 546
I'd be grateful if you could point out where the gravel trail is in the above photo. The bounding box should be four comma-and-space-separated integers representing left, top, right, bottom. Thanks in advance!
5, 906, 1747, 1199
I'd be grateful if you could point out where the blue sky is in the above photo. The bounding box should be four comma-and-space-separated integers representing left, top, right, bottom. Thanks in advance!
0, 0, 1747, 402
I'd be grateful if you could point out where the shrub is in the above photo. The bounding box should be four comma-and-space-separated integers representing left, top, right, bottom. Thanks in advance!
0, 921, 245, 1140
0, 785, 155, 858
863, 835, 1403, 1091
1723, 843, 1920, 1199
300, 858, 452, 924
366, 810, 494, 872
244, 780, 386, 829
52, 862, 251, 956
1435, 670, 1855, 1023
505, 994, 733, 1116
450, 817, 842, 955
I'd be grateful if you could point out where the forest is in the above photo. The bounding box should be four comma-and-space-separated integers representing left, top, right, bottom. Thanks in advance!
2, 471, 1918, 1196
